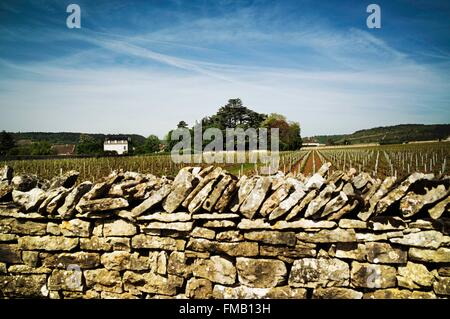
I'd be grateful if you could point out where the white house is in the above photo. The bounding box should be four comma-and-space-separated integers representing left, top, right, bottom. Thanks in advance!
302, 142, 322, 147
104, 137, 130, 155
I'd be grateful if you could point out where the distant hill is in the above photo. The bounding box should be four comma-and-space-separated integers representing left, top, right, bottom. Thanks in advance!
305, 124, 450, 145
10, 132, 147, 145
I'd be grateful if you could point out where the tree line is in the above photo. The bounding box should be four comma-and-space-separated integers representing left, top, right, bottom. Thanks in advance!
165, 98, 302, 152
0, 99, 302, 157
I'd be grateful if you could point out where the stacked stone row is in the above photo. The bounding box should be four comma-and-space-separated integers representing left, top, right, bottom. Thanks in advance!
1, 164, 448, 223
0, 164, 449, 299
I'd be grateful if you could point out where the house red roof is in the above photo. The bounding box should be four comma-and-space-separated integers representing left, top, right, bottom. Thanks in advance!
51, 144, 76, 156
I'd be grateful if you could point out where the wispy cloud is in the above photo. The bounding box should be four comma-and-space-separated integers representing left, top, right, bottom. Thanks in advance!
0, 0, 449, 137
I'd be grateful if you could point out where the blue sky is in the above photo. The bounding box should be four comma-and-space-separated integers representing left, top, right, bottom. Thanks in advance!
0, 0, 449, 138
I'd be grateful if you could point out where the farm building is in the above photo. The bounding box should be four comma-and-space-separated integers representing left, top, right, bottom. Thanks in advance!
302, 142, 322, 147
51, 144, 76, 156
104, 136, 130, 155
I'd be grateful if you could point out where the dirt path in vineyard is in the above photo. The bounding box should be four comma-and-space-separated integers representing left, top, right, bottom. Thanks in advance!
301, 150, 324, 176
288, 152, 307, 175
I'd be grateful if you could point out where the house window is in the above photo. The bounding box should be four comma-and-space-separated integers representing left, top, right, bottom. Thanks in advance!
124, 146, 126, 150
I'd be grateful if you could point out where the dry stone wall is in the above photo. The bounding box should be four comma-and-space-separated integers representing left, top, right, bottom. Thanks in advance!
0, 164, 449, 299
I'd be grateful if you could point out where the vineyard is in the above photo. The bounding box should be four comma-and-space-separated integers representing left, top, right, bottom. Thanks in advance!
318, 142, 449, 179
0, 142, 448, 182
0, 151, 308, 182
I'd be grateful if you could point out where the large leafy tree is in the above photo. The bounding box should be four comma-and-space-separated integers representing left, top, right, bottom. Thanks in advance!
76, 134, 103, 155
262, 114, 302, 150
166, 99, 302, 152
287, 122, 302, 150
0, 131, 15, 156
203, 99, 267, 130
201, 99, 267, 150
165, 128, 194, 153
135, 135, 161, 154
30, 141, 53, 156
177, 121, 188, 128
144, 135, 161, 153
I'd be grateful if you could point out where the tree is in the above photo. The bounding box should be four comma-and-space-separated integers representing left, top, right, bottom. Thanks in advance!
30, 141, 54, 156
76, 134, 103, 155
144, 135, 161, 153
287, 122, 302, 150
0, 131, 15, 156
261, 114, 302, 150
203, 99, 267, 130
262, 113, 286, 124
164, 130, 175, 153
198, 99, 267, 151
166, 98, 303, 152
262, 114, 290, 150
177, 121, 188, 128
